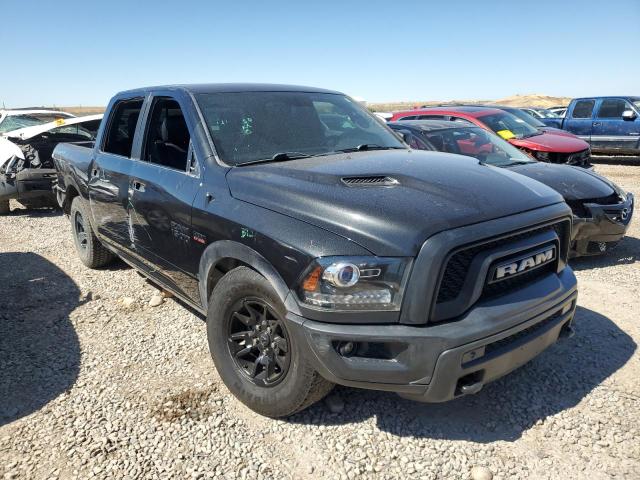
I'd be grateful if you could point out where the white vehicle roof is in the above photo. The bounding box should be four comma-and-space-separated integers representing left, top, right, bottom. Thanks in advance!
4, 114, 103, 141
0, 109, 76, 118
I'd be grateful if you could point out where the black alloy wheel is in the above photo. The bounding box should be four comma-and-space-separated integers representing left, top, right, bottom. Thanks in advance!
226, 298, 291, 387
74, 211, 88, 251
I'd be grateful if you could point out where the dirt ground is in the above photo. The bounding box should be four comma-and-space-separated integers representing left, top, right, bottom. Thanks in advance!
0, 163, 638, 479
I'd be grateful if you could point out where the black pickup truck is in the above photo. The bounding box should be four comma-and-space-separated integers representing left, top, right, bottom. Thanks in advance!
53, 84, 578, 417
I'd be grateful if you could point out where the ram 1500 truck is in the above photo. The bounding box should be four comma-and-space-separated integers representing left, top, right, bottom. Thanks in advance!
53, 84, 578, 417
551, 97, 640, 155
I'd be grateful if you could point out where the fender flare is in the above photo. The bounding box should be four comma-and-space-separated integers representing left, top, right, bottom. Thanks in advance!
198, 240, 291, 311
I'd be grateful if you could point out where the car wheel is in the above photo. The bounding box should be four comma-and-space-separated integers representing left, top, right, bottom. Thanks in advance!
207, 267, 334, 417
70, 196, 115, 268
0, 200, 9, 214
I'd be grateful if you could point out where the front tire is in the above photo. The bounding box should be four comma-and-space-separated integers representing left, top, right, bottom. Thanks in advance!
207, 267, 334, 417
70, 196, 115, 268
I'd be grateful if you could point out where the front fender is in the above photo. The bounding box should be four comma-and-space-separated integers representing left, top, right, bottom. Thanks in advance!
198, 240, 291, 311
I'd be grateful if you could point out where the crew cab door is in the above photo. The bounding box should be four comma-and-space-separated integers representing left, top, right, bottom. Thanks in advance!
591, 98, 640, 154
564, 99, 595, 143
127, 95, 201, 301
88, 97, 144, 248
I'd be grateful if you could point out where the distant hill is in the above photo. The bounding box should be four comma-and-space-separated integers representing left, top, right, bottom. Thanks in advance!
43, 94, 572, 116
368, 94, 572, 112
58, 106, 105, 115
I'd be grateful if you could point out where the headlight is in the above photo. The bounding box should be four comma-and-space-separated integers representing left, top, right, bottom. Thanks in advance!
297, 256, 412, 311
534, 151, 550, 161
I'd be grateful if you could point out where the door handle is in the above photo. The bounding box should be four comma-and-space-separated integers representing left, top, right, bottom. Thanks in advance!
592, 122, 601, 126
132, 180, 145, 192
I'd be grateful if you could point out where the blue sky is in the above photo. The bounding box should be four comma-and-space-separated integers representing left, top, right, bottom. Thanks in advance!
1, 0, 639, 107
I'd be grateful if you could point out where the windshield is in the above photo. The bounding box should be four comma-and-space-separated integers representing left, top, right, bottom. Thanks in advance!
195, 91, 405, 165
504, 109, 546, 128
538, 109, 560, 118
419, 127, 534, 167
633, 98, 640, 111
477, 111, 541, 139
0, 114, 47, 134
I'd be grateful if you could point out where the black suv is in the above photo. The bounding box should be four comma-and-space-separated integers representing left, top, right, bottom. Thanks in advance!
53, 84, 578, 417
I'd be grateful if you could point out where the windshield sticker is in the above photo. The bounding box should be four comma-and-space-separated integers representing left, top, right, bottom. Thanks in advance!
497, 129, 515, 140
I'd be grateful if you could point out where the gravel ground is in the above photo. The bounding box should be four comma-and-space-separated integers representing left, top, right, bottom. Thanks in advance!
1, 164, 639, 480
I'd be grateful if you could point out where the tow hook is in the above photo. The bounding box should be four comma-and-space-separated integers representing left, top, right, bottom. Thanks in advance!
459, 381, 484, 396
560, 322, 575, 339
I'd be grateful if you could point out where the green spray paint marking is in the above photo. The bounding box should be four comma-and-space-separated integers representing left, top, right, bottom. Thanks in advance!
241, 228, 255, 239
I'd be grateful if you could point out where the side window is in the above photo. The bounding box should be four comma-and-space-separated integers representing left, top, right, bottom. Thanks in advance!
49, 124, 95, 140
102, 98, 144, 157
449, 116, 473, 124
597, 99, 628, 118
572, 100, 595, 119
143, 97, 191, 171
417, 115, 445, 120
399, 115, 416, 120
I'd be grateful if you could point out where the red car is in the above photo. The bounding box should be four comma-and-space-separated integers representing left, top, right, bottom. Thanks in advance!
390, 106, 592, 167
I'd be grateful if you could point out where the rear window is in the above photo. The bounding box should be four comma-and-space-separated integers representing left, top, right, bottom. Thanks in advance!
102, 99, 144, 157
597, 99, 628, 118
572, 100, 595, 119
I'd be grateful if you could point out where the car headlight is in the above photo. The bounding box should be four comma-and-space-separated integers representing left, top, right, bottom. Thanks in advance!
297, 256, 412, 311
534, 151, 550, 161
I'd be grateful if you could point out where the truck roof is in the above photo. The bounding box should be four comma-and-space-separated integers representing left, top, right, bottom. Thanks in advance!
572, 96, 640, 101
117, 83, 342, 96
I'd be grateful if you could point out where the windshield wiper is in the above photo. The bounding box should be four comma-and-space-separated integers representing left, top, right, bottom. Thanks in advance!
237, 151, 312, 166
336, 144, 405, 153
522, 130, 544, 139
501, 159, 532, 167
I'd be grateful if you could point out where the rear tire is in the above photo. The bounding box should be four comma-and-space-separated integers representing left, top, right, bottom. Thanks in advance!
207, 267, 334, 417
70, 196, 115, 268
0, 200, 9, 214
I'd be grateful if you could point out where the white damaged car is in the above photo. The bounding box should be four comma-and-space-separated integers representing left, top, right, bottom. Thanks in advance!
0, 114, 102, 213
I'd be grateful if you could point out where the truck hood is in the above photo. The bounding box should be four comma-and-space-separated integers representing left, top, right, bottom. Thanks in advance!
226, 150, 563, 256
509, 162, 616, 201
509, 131, 589, 153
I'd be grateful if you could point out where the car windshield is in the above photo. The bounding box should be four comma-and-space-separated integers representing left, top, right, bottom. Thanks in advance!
0, 114, 47, 134
195, 91, 405, 165
633, 98, 640, 111
477, 111, 541, 139
539, 109, 560, 118
504, 109, 546, 128
419, 126, 534, 167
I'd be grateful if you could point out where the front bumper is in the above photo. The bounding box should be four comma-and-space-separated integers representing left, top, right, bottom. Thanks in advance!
285, 267, 577, 402
571, 192, 634, 256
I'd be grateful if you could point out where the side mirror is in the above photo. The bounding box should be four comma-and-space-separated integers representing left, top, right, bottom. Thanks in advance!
622, 110, 637, 121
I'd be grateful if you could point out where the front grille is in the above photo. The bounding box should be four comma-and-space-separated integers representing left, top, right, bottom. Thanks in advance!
436, 221, 568, 304
482, 260, 556, 299
565, 148, 591, 166
482, 310, 563, 358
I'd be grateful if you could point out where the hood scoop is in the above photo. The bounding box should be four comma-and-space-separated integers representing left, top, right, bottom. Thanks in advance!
341, 175, 399, 187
